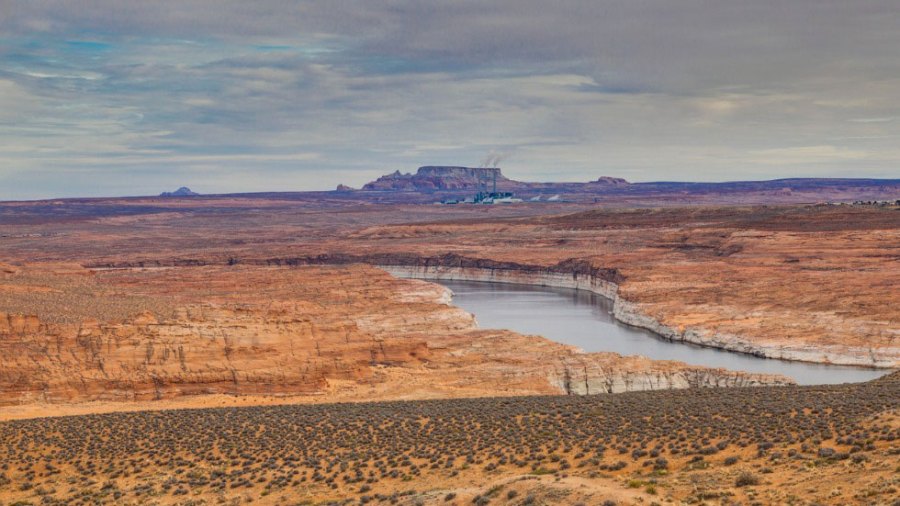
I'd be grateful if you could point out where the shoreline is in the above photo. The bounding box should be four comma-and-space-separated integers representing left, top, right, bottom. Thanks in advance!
379, 264, 898, 369
80, 256, 899, 369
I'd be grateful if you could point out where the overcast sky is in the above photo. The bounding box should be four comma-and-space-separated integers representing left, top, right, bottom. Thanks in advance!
1, 1, 899, 199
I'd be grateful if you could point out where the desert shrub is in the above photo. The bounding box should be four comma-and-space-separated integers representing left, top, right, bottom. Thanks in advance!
817, 448, 836, 458
735, 472, 760, 487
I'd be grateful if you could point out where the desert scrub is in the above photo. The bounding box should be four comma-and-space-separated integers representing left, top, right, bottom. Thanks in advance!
0, 373, 895, 504
735, 472, 760, 487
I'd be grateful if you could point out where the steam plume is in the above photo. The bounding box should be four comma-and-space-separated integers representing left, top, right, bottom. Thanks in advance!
480, 150, 509, 168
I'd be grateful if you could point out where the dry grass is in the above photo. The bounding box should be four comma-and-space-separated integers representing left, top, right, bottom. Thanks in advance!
0, 374, 896, 505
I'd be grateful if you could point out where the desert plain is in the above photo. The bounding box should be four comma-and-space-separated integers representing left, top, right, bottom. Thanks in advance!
0, 180, 898, 505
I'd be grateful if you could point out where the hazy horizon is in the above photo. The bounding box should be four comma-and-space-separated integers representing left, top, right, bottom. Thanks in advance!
3, 1, 900, 200
4, 167, 900, 203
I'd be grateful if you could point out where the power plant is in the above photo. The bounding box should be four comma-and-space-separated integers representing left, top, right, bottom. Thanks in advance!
468, 168, 518, 203
443, 168, 523, 204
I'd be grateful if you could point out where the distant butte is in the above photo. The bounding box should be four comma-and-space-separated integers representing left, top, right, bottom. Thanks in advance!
359, 165, 633, 193
362, 166, 515, 191
354, 166, 900, 203
159, 186, 199, 197
594, 176, 630, 186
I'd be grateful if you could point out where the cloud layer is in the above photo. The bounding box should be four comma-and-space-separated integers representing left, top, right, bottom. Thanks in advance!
1, 1, 899, 199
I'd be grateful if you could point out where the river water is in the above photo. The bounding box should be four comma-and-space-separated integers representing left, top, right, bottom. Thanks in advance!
435, 280, 889, 385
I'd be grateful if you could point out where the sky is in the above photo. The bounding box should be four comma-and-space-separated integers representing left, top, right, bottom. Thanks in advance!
1, 1, 899, 200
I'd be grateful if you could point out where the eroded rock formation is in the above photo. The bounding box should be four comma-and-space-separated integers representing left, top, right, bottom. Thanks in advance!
0, 263, 789, 407
362, 166, 513, 191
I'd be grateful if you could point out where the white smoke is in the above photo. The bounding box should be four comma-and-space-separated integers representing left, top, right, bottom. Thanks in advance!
479, 150, 510, 168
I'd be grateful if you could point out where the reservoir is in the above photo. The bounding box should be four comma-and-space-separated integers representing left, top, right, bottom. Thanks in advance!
435, 280, 889, 385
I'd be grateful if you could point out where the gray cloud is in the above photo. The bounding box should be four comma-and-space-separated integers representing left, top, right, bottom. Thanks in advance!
1, 1, 899, 199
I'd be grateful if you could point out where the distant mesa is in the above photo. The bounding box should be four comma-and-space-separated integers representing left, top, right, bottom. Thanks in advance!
335, 184, 357, 192
593, 176, 630, 186
362, 166, 512, 191
159, 187, 199, 197
360, 166, 631, 194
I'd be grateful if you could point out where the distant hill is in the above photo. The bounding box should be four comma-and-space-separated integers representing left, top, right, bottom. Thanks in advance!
360, 166, 631, 192
340, 166, 900, 205
160, 187, 199, 197
362, 166, 514, 191
354, 166, 900, 196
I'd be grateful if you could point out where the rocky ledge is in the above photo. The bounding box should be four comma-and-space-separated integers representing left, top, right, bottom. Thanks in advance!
0, 263, 789, 408
376, 257, 898, 369
82, 253, 900, 369
84, 251, 898, 368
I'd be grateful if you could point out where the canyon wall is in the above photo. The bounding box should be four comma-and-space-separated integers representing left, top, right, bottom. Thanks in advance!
0, 264, 789, 408
81, 248, 899, 369
78, 248, 899, 369
381, 264, 898, 368
0, 298, 435, 405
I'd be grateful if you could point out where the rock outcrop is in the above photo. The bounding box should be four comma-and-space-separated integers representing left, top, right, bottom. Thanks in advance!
51, 202, 900, 370
160, 186, 199, 197
360, 166, 637, 194
362, 167, 512, 191
381, 261, 900, 368
592, 176, 630, 186
3, 200, 895, 407
356, 167, 900, 204
0, 265, 458, 405
0, 263, 789, 407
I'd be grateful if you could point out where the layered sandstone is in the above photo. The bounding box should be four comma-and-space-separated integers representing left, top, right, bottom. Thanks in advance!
1, 200, 897, 371
0, 263, 788, 408
381, 260, 899, 367
337, 206, 899, 368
